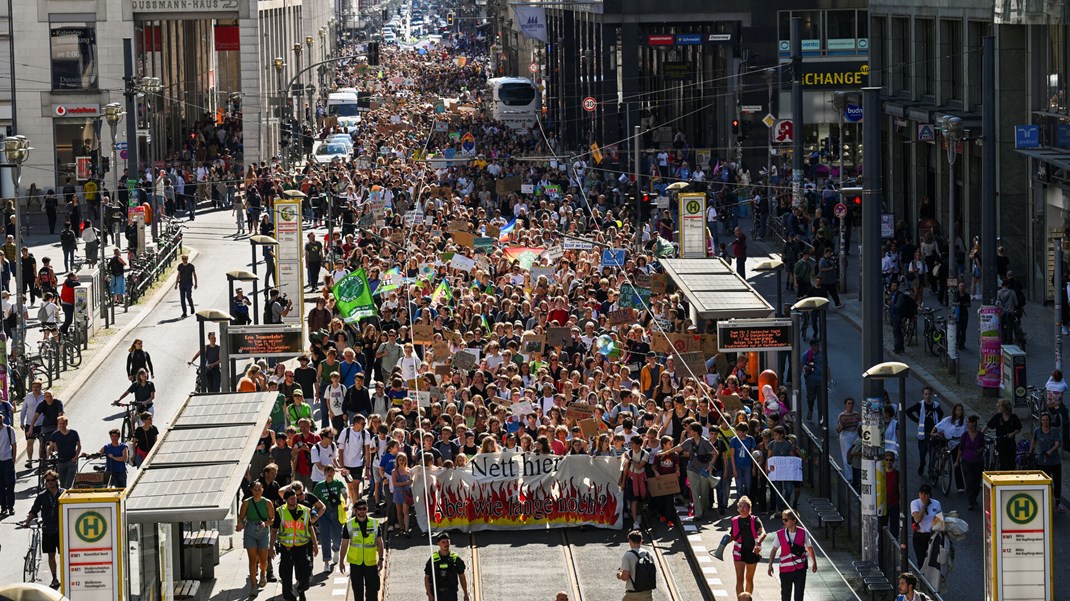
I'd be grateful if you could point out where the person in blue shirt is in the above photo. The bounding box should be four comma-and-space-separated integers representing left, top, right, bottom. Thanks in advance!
337, 348, 364, 388
729, 422, 756, 501
100, 428, 129, 488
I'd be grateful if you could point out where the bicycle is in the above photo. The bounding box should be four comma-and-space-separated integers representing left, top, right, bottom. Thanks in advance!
17, 519, 42, 583
35, 452, 58, 494
187, 361, 207, 394
9, 358, 53, 401
37, 331, 81, 369
983, 432, 1000, 472
901, 315, 917, 347
75, 453, 113, 489
112, 401, 146, 442
926, 436, 957, 495
921, 307, 948, 357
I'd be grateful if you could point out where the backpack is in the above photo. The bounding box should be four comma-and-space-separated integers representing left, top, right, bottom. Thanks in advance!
36, 304, 50, 323
628, 549, 657, 592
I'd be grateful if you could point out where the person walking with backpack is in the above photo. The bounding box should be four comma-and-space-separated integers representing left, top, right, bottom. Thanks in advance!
59, 222, 77, 273
766, 510, 816, 601
616, 530, 656, 601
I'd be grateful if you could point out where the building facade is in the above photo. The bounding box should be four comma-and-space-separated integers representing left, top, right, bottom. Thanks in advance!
2, 0, 332, 192
868, 2, 1034, 296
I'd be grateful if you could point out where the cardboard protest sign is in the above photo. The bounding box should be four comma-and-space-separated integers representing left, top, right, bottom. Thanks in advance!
647, 474, 681, 497
413, 324, 435, 344
651, 273, 669, 293
433, 341, 451, 357
634, 272, 652, 289
450, 254, 476, 272
767, 456, 803, 481
452, 231, 475, 248
565, 402, 595, 422
512, 400, 535, 416
620, 284, 652, 309
435, 364, 452, 376
485, 224, 501, 239
677, 351, 707, 377
578, 418, 601, 440
546, 327, 571, 348
608, 309, 635, 326
651, 336, 672, 355
720, 393, 743, 413
530, 267, 555, 283
474, 237, 496, 251
452, 351, 477, 370
449, 219, 470, 232
668, 334, 702, 353
522, 337, 546, 355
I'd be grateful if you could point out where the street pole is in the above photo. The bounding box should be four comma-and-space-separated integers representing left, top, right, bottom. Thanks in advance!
819, 309, 830, 498
790, 17, 804, 208
943, 115, 963, 382
12, 167, 23, 376
633, 125, 640, 243
981, 36, 1000, 394
862, 87, 884, 398
1057, 242, 1064, 372
766, 68, 775, 209
896, 375, 909, 576
123, 39, 139, 231
790, 310, 803, 442
833, 91, 848, 293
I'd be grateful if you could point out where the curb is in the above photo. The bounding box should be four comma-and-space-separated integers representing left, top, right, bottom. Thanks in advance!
10, 246, 200, 464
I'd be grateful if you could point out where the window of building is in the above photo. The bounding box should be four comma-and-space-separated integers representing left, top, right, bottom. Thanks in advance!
871, 16, 885, 89
54, 118, 100, 186
857, 11, 868, 44
967, 21, 991, 111
915, 19, 934, 97
1047, 26, 1067, 112
50, 23, 97, 91
826, 10, 856, 51
940, 19, 963, 104
891, 17, 910, 95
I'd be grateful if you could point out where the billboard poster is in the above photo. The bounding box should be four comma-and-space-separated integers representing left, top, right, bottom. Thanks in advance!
412, 453, 623, 532
977, 305, 1002, 388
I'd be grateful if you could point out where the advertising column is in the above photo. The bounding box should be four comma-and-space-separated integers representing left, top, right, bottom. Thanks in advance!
60, 490, 125, 601
977, 305, 1002, 388
273, 199, 304, 330
860, 396, 884, 562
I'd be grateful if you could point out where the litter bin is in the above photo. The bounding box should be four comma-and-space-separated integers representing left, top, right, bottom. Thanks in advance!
1001, 344, 1027, 406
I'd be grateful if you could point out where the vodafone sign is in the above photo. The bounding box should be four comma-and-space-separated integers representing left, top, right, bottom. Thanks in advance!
53, 104, 101, 117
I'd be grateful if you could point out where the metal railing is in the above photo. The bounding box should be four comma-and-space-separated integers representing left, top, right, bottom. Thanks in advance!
124, 227, 184, 308
879, 526, 947, 601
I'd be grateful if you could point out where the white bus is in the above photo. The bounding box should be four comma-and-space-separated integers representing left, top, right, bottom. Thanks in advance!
327, 92, 361, 130
486, 77, 539, 131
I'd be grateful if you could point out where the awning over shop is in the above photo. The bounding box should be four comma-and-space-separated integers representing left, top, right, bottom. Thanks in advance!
1014, 146, 1070, 172
125, 392, 275, 524
660, 258, 775, 320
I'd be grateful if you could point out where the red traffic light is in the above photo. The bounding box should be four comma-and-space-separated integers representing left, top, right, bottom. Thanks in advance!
852, 196, 862, 205
731, 119, 740, 133
642, 193, 652, 203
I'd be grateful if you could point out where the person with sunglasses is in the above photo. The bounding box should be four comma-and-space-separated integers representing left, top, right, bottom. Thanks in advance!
766, 509, 817, 601
24, 469, 63, 588
339, 499, 384, 601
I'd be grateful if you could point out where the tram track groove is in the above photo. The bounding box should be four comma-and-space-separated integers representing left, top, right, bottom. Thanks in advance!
560, 529, 584, 601
469, 532, 483, 601
644, 529, 683, 601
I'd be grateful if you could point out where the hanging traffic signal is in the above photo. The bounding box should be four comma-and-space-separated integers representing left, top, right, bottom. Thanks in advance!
841, 186, 864, 206
740, 120, 753, 141
642, 192, 652, 204
731, 119, 740, 134
447, 12, 455, 26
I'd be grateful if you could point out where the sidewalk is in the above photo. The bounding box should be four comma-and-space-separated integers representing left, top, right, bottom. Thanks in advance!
740, 222, 1070, 505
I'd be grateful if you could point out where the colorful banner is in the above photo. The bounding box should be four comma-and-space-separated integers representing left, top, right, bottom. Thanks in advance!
332, 269, 376, 323
412, 453, 624, 532
432, 280, 452, 305
977, 305, 1003, 388
502, 247, 547, 270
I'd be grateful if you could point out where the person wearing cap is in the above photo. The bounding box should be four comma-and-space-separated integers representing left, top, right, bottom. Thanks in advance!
339, 498, 384, 601
271, 488, 317, 601
424, 532, 469, 601
910, 483, 942, 567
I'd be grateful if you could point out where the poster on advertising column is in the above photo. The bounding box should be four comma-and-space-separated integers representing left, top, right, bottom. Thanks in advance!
412, 453, 624, 532
273, 199, 304, 329
977, 305, 1002, 388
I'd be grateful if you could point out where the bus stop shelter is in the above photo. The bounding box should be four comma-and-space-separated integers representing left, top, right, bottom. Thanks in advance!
659, 258, 775, 325
123, 391, 275, 601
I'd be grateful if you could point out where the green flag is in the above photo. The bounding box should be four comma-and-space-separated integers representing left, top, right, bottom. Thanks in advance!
332, 269, 376, 323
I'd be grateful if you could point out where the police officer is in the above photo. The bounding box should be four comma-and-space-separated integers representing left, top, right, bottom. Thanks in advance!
424, 532, 469, 601
271, 489, 318, 601
339, 498, 384, 601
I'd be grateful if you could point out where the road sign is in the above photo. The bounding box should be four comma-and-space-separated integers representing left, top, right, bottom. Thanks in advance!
119, 149, 128, 160
762, 113, 776, 128
529, 62, 539, 74
582, 97, 597, 112
834, 203, 847, 219
114, 142, 127, 150
136, 129, 150, 137
773, 119, 794, 143
740, 105, 762, 113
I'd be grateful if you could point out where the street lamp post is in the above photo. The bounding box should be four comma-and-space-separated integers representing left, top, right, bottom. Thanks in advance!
940, 115, 964, 382
832, 91, 850, 293
141, 76, 163, 241
792, 296, 830, 497
103, 103, 125, 329
293, 43, 303, 165
4, 135, 30, 378
273, 57, 286, 159
249, 235, 278, 324
862, 361, 911, 574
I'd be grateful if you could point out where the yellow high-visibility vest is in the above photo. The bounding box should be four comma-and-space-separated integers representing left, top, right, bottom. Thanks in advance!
277, 505, 311, 548
345, 517, 379, 566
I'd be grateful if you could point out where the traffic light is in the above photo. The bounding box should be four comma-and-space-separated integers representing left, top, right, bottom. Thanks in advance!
101, 156, 110, 175
740, 120, 753, 141
368, 41, 380, 66
447, 12, 455, 26
841, 186, 863, 206
731, 118, 739, 134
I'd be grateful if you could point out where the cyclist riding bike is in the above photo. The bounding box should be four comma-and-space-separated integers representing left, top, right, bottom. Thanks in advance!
23, 468, 63, 589
114, 368, 156, 423
99, 428, 130, 488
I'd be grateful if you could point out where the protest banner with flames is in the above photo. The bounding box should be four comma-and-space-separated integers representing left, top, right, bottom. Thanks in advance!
411, 453, 624, 532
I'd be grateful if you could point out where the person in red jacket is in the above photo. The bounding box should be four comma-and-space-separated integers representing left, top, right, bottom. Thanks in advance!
58, 272, 80, 336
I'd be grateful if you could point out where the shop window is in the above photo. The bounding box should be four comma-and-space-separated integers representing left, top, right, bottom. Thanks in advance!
50, 23, 97, 91
940, 19, 963, 104
54, 118, 100, 187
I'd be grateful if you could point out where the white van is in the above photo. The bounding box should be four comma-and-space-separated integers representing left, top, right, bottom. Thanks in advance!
326, 92, 361, 130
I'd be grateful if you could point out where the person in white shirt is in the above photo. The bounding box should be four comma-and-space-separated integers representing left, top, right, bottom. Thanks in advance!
397, 343, 422, 381
323, 373, 346, 432
310, 430, 338, 483
910, 484, 942, 567
337, 415, 374, 500
21, 380, 45, 468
